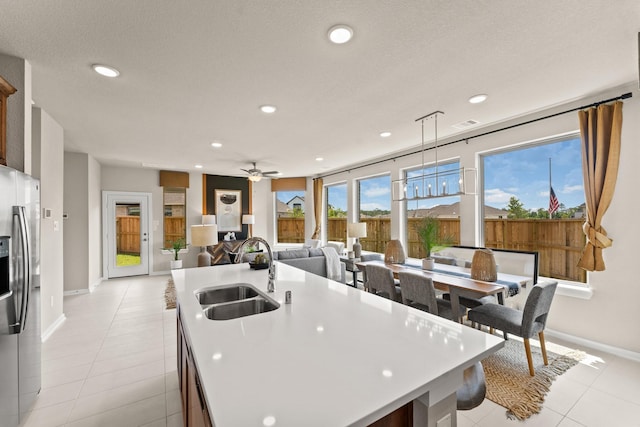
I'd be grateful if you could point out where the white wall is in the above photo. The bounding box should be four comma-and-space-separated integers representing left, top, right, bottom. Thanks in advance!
0, 54, 31, 172
88, 156, 102, 287
315, 83, 640, 354
31, 108, 65, 334
63, 152, 90, 292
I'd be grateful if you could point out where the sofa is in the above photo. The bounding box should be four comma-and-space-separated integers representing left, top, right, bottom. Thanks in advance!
271, 248, 346, 284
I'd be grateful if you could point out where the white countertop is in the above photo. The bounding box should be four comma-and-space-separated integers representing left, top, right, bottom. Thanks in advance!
172, 262, 504, 427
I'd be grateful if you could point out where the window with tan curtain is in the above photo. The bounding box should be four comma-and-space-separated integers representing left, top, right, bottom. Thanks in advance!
272, 177, 307, 244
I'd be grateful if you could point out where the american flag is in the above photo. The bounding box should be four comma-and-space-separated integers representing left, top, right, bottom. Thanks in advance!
549, 186, 560, 216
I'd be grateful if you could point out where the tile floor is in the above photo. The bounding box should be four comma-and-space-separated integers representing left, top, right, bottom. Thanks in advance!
19, 274, 640, 427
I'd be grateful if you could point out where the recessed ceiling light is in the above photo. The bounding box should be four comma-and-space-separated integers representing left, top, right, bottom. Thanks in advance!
380, 131, 391, 138
195, 164, 203, 169
211, 142, 223, 148
328, 25, 353, 44
92, 64, 120, 78
260, 105, 277, 114
468, 94, 488, 104
315, 157, 324, 162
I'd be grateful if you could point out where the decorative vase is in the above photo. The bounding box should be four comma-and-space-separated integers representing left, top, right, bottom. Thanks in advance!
422, 258, 435, 270
384, 240, 406, 264
353, 239, 362, 258
470, 249, 497, 281
170, 259, 183, 270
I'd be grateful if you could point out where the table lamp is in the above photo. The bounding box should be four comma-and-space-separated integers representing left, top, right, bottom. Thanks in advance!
242, 214, 255, 238
347, 222, 367, 258
191, 224, 218, 267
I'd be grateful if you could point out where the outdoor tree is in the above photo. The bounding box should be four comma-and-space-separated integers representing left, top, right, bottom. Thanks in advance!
327, 205, 347, 218
291, 207, 304, 218
506, 196, 528, 218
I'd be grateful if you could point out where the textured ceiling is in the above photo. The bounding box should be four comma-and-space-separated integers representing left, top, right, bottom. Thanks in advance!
0, 1, 638, 179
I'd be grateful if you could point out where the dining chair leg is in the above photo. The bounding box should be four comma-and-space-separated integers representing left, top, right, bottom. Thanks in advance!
539, 331, 549, 366
524, 338, 535, 376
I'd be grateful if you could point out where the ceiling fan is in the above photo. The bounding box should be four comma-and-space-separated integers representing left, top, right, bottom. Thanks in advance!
241, 162, 280, 182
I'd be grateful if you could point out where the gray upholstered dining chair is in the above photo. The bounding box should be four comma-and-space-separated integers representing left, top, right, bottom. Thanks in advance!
397, 270, 485, 410
468, 280, 558, 376
365, 264, 402, 302
396, 271, 466, 320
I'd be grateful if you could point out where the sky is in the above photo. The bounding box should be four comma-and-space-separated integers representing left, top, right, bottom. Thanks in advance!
276, 191, 304, 205
325, 136, 584, 213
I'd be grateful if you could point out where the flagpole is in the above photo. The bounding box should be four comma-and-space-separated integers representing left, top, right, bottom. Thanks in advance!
549, 158, 552, 219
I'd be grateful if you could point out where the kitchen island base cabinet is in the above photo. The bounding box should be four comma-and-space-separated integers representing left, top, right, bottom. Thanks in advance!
178, 307, 212, 427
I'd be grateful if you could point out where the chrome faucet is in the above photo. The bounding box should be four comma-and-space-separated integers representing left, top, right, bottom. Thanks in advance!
235, 237, 276, 292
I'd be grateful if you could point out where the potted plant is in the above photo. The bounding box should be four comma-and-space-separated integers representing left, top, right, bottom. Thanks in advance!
415, 215, 452, 270
167, 238, 186, 269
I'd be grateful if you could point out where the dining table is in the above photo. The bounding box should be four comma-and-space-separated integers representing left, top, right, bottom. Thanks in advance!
355, 260, 517, 323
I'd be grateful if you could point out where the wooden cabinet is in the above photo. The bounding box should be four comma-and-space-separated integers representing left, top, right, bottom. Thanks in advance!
178, 307, 213, 427
0, 75, 17, 167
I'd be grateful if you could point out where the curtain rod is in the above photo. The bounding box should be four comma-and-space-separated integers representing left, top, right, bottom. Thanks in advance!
318, 92, 632, 179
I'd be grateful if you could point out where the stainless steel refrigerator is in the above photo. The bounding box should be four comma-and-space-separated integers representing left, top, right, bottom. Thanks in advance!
0, 164, 41, 427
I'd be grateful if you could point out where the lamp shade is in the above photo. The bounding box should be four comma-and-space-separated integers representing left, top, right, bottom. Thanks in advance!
202, 215, 216, 225
242, 214, 255, 225
191, 224, 218, 247
347, 222, 367, 238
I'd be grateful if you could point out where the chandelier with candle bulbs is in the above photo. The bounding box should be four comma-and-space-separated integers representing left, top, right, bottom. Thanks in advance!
392, 111, 477, 202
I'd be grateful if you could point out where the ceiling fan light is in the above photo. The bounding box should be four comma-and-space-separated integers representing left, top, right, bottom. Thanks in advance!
248, 175, 262, 182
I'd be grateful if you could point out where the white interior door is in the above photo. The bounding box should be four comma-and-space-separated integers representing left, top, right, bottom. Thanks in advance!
103, 192, 151, 278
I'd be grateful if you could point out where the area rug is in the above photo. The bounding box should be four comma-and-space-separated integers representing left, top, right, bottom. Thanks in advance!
164, 278, 176, 309
482, 338, 585, 420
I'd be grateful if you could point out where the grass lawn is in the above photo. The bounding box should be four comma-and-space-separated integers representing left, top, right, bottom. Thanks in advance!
116, 253, 141, 267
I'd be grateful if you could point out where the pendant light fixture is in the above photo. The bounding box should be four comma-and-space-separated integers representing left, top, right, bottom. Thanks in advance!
392, 110, 477, 201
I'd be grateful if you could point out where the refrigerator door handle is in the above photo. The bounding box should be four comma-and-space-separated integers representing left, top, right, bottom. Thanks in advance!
13, 206, 31, 333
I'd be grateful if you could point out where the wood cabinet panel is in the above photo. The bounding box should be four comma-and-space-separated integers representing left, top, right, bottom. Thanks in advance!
0, 75, 17, 167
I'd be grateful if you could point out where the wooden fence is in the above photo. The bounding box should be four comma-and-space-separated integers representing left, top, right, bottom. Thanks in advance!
277, 217, 306, 243
164, 217, 185, 246
322, 217, 587, 283
116, 216, 185, 254
116, 216, 140, 255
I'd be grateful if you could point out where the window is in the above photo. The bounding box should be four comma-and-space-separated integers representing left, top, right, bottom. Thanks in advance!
163, 187, 186, 248
357, 175, 391, 253
482, 135, 586, 283
276, 190, 305, 243
404, 162, 461, 258
326, 183, 347, 243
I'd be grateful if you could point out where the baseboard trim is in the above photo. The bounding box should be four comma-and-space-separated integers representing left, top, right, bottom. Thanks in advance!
63, 289, 89, 296
545, 328, 640, 362
90, 277, 104, 292
41, 313, 66, 342
151, 270, 172, 276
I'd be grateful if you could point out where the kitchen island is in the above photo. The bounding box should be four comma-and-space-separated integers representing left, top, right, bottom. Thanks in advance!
172, 262, 503, 427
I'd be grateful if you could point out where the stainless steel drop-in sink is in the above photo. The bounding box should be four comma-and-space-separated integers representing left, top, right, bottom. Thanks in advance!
195, 284, 259, 305
203, 297, 279, 320
194, 283, 280, 320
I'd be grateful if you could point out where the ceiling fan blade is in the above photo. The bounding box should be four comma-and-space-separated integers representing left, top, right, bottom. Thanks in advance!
240, 169, 251, 173
262, 171, 279, 175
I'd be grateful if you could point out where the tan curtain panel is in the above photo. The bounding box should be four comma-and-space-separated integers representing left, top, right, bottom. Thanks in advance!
311, 178, 323, 239
577, 101, 623, 271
